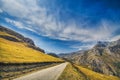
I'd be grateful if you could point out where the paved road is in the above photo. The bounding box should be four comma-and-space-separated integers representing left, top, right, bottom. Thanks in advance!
14, 63, 68, 80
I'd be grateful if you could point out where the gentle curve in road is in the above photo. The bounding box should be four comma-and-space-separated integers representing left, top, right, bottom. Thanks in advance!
14, 62, 68, 80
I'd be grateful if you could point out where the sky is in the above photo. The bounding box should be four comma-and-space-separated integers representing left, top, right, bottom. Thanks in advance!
0, 0, 120, 54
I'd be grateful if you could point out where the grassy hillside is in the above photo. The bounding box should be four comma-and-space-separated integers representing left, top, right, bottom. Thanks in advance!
58, 63, 120, 80
61, 40, 120, 77
76, 64, 120, 80
58, 63, 86, 80
0, 31, 63, 63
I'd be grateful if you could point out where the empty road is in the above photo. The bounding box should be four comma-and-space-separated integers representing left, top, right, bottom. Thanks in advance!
14, 62, 68, 80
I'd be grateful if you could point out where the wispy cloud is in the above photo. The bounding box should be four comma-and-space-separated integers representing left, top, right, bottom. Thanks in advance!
71, 44, 95, 50
5, 18, 24, 28
0, 0, 120, 45
58, 20, 118, 42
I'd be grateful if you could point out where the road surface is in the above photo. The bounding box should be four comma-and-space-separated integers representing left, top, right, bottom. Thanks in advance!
14, 62, 68, 80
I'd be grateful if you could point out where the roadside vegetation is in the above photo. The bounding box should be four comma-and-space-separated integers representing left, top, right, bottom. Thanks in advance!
76, 65, 120, 80
58, 63, 120, 80
58, 63, 86, 80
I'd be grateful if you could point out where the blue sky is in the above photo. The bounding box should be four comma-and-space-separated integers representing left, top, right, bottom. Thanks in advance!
0, 0, 120, 54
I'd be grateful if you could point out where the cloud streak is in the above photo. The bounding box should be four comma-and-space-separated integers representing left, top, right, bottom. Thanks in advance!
0, 0, 120, 51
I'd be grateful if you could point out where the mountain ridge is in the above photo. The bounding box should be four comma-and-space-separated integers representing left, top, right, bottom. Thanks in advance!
59, 39, 120, 77
0, 25, 45, 53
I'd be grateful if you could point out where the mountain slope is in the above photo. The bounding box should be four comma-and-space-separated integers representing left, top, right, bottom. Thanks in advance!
58, 63, 120, 80
0, 25, 44, 52
75, 64, 120, 80
60, 40, 120, 77
0, 26, 63, 63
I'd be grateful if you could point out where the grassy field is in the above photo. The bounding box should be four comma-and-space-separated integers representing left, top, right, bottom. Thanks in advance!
75, 64, 120, 80
0, 32, 63, 63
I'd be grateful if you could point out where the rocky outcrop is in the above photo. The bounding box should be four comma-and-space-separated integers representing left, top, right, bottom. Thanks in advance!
28, 44, 45, 53
0, 35, 20, 42
0, 26, 35, 45
0, 25, 45, 53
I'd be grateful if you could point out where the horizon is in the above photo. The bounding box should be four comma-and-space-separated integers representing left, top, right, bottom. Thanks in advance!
0, 0, 120, 54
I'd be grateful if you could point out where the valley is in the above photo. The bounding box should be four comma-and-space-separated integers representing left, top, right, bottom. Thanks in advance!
0, 26, 120, 80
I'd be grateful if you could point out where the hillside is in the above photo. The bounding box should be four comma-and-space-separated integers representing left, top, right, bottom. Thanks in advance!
58, 63, 120, 80
0, 26, 63, 63
60, 40, 120, 77
75, 64, 120, 80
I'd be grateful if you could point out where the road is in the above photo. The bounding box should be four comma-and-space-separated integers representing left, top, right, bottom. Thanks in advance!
14, 62, 68, 80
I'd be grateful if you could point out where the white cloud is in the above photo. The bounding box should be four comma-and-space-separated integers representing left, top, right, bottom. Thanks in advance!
57, 21, 116, 42
70, 43, 95, 50
110, 35, 120, 41
0, 0, 39, 18
5, 18, 14, 23
5, 18, 24, 28
1, 0, 119, 45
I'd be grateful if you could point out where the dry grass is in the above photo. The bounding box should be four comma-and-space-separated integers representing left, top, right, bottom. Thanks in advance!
75, 65, 120, 80
0, 31, 21, 41
58, 63, 86, 80
58, 63, 120, 80
0, 35, 63, 63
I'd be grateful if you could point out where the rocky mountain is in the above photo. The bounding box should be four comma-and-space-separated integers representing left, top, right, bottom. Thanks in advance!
60, 40, 120, 77
59, 50, 85, 61
0, 25, 45, 53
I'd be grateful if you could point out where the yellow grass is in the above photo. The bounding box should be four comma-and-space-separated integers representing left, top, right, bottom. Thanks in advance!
0, 31, 21, 41
58, 63, 86, 80
76, 65, 120, 80
0, 37, 63, 63
58, 63, 120, 80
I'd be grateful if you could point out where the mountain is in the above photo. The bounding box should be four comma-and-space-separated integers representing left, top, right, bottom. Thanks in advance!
59, 50, 85, 61
0, 25, 63, 63
47, 53, 59, 58
0, 25, 45, 53
60, 40, 120, 77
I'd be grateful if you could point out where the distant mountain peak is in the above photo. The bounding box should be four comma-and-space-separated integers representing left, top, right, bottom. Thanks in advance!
94, 41, 109, 48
